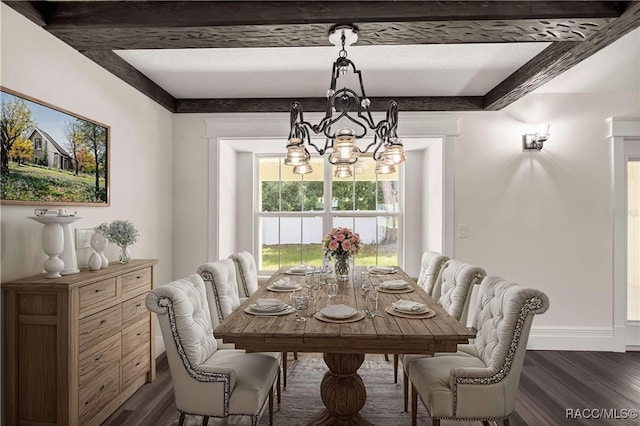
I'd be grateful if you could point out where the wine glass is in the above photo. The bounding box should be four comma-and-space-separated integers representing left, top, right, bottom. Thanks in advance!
305, 267, 316, 294
365, 288, 379, 315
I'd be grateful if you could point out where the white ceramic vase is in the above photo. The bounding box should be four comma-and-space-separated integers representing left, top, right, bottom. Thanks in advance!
90, 231, 109, 269
88, 252, 102, 271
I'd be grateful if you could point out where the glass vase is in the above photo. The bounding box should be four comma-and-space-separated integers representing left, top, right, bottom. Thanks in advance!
334, 254, 351, 282
118, 245, 131, 264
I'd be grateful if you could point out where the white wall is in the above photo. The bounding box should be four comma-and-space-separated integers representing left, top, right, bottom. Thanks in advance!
455, 92, 639, 348
0, 4, 174, 370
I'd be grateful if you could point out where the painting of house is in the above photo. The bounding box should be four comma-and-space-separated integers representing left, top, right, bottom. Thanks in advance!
28, 127, 72, 170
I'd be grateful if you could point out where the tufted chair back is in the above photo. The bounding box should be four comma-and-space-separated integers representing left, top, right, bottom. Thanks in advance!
433, 260, 486, 324
407, 276, 549, 423
197, 259, 242, 330
416, 251, 449, 295
145, 275, 223, 413
472, 276, 549, 371
229, 251, 259, 298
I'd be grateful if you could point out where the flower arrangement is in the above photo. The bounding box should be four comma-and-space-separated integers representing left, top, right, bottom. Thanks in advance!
322, 227, 361, 258
96, 220, 139, 247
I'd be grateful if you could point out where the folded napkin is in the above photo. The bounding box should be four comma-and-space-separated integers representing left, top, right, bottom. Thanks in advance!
289, 264, 307, 272
272, 278, 296, 288
392, 300, 426, 312
256, 298, 284, 308
371, 266, 395, 273
380, 279, 409, 289
320, 304, 357, 319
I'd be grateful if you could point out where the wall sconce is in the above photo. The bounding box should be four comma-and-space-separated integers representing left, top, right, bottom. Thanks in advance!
523, 125, 550, 151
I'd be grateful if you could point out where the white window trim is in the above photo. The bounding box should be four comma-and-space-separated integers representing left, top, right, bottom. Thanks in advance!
204, 112, 458, 266
253, 154, 404, 272
610, 116, 640, 350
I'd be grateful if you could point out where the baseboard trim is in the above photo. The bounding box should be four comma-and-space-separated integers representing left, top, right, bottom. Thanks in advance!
527, 327, 616, 351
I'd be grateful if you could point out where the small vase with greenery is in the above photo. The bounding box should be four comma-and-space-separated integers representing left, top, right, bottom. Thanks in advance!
96, 220, 139, 264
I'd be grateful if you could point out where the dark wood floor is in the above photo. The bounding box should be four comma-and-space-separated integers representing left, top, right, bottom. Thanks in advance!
102, 351, 640, 425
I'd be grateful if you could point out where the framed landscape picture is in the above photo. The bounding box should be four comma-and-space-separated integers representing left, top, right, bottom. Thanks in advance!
0, 87, 110, 206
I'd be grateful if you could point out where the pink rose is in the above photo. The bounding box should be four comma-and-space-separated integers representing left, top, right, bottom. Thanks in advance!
341, 240, 352, 251
328, 240, 339, 251
335, 233, 345, 242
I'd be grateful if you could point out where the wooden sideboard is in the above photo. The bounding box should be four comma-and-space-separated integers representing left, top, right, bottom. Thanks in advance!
2, 259, 158, 426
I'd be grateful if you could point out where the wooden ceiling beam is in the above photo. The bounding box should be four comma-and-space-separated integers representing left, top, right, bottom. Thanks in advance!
46, 19, 614, 50
484, 1, 640, 110
81, 51, 176, 112
39, 1, 628, 29
175, 97, 484, 113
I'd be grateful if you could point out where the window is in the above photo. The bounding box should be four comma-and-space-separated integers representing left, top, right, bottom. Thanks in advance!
255, 155, 402, 271
34, 137, 42, 150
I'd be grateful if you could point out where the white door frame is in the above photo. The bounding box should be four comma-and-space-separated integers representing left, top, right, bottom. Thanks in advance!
610, 117, 640, 350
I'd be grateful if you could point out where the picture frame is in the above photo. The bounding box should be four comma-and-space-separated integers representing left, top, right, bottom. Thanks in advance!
0, 87, 110, 206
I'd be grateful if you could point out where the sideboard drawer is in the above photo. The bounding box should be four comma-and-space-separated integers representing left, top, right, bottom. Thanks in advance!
79, 278, 117, 313
79, 333, 121, 388
122, 318, 150, 357
79, 304, 121, 349
79, 363, 120, 424
122, 293, 149, 326
122, 267, 152, 298
122, 344, 150, 390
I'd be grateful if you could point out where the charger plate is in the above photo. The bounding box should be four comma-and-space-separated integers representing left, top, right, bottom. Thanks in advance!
245, 305, 296, 316
377, 286, 414, 294
385, 306, 436, 319
267, 284, 302, 292
314, 311, 366, 323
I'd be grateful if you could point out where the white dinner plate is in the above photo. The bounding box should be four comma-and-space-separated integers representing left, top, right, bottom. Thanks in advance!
319, 304, 358, 320
244, 305, 295, 316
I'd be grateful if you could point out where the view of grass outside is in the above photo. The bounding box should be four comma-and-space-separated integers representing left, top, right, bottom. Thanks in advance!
261, 243, 398, 270
1, 161, 106, 202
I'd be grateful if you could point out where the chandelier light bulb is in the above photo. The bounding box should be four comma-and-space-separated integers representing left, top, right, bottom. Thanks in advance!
375, 161, 396, 175
293, 163, 313, 175
381, 144, 406, 166
334, 164, 353, 178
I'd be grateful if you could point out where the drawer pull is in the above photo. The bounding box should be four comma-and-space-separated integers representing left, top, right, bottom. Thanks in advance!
94, 354, 103, 362
94, 288, 104, 293
136, 331, 142, 336
135, 302, 142, 307
136, 275, 142, 279
100, 385, 105, 391
100, 319, 107, 325
135, 361, 141, 366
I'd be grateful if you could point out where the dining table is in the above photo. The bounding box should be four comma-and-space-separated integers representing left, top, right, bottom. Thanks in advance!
213, 265, 475, 425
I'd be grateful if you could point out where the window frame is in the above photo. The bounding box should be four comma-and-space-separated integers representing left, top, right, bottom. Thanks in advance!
254, 153, 404, 273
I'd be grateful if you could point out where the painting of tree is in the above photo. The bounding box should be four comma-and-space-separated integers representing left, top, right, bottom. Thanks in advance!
0, 87, 109, 205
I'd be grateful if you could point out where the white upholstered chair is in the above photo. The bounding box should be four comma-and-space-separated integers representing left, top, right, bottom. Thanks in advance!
416, 251, 449, 296
229, 251, 259, 298
198, 259, 288, 391
392, 252, 451, 381
408, 276, 549, 426
398, 260, 486, 403
227, 252, 296, 387
145, 274, 279, 426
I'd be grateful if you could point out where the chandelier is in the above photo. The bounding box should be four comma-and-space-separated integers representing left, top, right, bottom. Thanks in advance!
285, 24, 406, 177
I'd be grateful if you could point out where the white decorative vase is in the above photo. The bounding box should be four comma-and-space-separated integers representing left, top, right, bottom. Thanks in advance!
30, 216, 83, 278
90, 231, 109, 269
88, 252, 102, 271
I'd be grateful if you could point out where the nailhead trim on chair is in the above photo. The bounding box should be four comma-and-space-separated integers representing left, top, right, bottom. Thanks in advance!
159, 297, 232, 417
230, 255, 250, 297
198, 270, 225, 323
451, 296, 543, 417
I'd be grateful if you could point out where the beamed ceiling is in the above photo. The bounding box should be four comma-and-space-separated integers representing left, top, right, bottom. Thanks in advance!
4, 1, 640, 113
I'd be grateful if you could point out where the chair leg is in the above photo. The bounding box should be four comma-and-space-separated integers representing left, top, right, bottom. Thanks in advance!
384, 353, 390, 361
504, 419, 510, 426
178, 413, 186, 426
393, 354, 399, 383
293, 352, 298, 360
282, 352, 288, 389
482, 422, 491, 426
403, 371, 409, 412
202, 416, 209, 426
268, 387, 274, 426
432, 419, 440, 426
411, 383, 418, 426
276, 370, 281, 405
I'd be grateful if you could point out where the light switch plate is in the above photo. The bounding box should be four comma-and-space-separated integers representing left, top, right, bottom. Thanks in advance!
459, 224, 469, 238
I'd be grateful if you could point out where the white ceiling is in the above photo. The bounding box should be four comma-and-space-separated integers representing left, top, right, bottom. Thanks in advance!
115, 28, 639, 99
